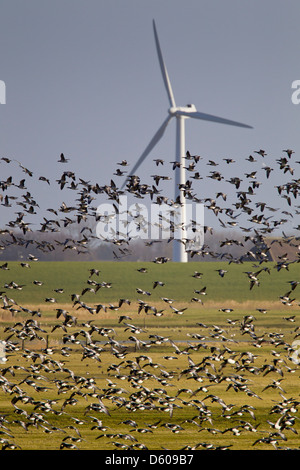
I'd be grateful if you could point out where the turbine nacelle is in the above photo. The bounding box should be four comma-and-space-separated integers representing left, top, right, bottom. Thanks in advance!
169, 104, 197, 116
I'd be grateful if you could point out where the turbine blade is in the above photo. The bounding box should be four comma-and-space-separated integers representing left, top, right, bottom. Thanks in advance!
177, 110, 253, 129
153, 20, 176, 108
121, 115, 172, 188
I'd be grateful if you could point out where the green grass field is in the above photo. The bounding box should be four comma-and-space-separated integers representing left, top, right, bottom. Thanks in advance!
0, 260, 299, 450
0, 260, 298, 304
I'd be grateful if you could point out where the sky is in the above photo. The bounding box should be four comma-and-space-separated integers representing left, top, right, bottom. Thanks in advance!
0, 0, 299, 236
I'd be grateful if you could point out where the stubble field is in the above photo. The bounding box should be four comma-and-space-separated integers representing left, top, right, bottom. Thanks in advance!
0, 260, 299, 450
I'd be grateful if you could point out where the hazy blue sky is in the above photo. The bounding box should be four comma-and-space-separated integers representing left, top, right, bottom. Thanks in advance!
0, 0, 299, 233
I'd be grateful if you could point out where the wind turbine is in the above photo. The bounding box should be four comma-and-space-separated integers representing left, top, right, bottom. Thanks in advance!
123, 19, 252, 262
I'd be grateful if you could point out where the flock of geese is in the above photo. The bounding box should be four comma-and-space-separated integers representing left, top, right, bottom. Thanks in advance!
0, 148, 299, 450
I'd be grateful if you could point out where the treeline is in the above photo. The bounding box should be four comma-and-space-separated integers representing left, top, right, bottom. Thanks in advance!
0, 225, 256, 262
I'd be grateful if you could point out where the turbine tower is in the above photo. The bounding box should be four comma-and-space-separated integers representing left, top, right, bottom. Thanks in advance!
123, 20, 252, 262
